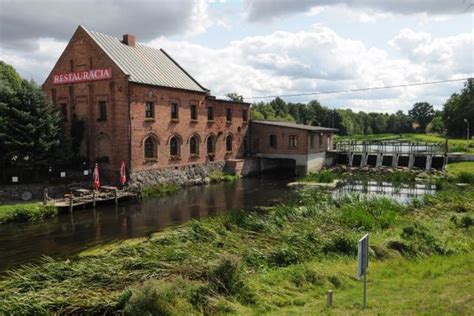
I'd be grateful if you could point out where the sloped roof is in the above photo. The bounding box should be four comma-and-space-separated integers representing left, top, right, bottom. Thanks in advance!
251, 120, 338, 132
81, 26, 208, 93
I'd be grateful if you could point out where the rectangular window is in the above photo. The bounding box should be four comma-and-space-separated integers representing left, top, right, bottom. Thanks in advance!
171, 102, 179, 120
226, 108, 232, 122
190, 104, 197, 121
319, 134, 324, 148
242, 109, 248, 122
207, 107, 214, 121
98, 101, 107, 121
60, 103, 67, 121
269, 135, 277, 148
145, 101, 154, 118
310, 135, 315, 148
289, 135, 298, 148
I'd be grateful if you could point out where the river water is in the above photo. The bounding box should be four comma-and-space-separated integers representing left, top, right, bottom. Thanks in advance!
0, 173, 438, 272
0, 174, 296, 272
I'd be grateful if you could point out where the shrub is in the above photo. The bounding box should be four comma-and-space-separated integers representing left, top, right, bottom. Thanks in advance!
300, 169, 336, 183
323, 235, 357, 256
268, 247, 303, 267
141, 183, 178, 198
460, 216, 473, 228
209, 171, 240, 183
123, 278, 195, 316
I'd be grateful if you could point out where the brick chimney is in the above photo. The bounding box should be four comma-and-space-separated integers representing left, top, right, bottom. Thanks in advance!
123, 34, 136, 47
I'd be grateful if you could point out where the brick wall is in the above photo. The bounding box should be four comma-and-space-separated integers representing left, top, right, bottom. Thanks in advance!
42, 27, 131, 175
129, 83, 249, 172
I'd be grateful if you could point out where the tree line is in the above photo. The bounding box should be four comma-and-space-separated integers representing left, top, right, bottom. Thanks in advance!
238, 78, 473, 137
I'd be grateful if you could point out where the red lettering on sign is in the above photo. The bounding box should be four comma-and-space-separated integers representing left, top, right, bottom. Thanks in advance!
53, 68, 112, 85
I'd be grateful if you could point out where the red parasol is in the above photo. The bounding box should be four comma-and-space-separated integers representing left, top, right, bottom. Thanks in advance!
120, 161, 127, 186
93, 163, 100, 190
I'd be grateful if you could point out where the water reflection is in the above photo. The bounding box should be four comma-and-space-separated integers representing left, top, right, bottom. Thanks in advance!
332, 180, 436, 203
0, 174, 294, 271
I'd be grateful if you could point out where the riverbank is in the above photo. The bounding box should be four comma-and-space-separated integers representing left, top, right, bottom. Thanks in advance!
1, 176, 472, 314
0, 202, 57, 224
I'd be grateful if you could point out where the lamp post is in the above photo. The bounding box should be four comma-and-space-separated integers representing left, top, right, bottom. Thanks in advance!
464, 119, 470, 151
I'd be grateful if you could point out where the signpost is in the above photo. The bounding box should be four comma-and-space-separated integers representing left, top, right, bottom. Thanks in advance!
357, 233, 369, 308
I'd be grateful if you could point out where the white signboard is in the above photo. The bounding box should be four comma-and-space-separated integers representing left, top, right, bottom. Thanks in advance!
83, 170, 89, 176
12, 176, 19, 183
357, 233, 369, 279
60, 172, 66, 178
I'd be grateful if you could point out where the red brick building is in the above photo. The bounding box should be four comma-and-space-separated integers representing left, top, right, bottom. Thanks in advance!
43, 26, 250, 182
249, 120, 337, 175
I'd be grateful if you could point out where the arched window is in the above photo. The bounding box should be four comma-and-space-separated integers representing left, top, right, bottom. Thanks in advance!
170, 136, 180, 157
207, 135, 215, 154
144, 137, 157, 159
226, 135, 233, 152
190, 135, 199, 155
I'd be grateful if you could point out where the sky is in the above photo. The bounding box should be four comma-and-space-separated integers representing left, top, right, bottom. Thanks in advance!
0, 0, 473, 113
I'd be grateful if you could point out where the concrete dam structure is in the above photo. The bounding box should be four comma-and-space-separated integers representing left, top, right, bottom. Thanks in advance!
333, 141, 447, 170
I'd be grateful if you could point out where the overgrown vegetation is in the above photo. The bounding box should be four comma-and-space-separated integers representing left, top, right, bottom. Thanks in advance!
300, 169, 337, 183
1, 179, 472, 314
209, 171, 240, 183
0, 202, 58, 224
141, 183, 179, 198
446, 162, 474, 184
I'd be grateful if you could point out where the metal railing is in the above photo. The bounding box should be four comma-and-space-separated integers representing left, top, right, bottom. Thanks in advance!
334, 141, 446, 154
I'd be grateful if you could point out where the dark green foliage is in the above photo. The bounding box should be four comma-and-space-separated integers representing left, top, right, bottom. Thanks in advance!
0, 61, 72, 168
409, 102, 435, 132
141, 183, 179, 198
460, 216, 473, 228
443, 79, 474, 137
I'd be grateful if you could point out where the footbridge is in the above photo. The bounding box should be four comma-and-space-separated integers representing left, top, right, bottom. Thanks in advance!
333, 141, 447, 170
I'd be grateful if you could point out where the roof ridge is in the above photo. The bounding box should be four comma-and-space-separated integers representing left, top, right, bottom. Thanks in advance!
78, 25, 207, 93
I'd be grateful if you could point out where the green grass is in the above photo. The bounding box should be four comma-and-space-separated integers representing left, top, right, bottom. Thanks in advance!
337, 133, 474, 153
0, 183, 473, 314
446, 162, 474, 184
0, 202, 58, 224
300, 169, 337, 183
141, 183, 179, 198
209, 171, 241, 183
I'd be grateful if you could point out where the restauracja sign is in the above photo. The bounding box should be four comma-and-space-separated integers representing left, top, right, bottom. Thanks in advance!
53, 68, 112, 85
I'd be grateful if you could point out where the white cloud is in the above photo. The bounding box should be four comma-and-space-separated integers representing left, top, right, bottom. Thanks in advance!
149, 24, 470, 112
244, 0, 470, 22
0, 0, 212, 49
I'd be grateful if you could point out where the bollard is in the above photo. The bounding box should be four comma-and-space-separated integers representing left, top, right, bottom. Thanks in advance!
326, 290, 333, 307
114, 189, 118, 205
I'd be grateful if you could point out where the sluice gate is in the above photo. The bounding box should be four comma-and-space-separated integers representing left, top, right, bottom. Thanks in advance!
333, 141, 447, 170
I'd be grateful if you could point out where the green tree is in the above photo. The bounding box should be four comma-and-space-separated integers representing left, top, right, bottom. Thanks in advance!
226, 92, 243, 102
0, 61, 71, 169
443, 79, 474, 137
409, 102, 435, 132
426, 116, 444, 134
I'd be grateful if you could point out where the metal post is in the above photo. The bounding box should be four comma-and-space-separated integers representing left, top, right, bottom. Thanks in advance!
114, 188, 118, 204
69, 195, 74, 213
326, 290, 333, 307
363, 271, 367, 308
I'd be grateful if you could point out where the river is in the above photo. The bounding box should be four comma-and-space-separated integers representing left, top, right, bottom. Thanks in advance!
0, 174, 296, 272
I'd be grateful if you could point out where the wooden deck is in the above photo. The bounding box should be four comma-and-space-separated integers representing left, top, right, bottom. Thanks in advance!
46, 186, 139, 211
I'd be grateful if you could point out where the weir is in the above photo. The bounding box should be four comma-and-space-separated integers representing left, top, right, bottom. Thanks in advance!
334, 141, 447, 170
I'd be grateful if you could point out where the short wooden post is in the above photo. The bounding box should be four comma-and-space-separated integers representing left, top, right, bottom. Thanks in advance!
92, 190, 96, 208
43, 188, 48, 206
114, 188, 118, 205
326, 290, 333, 307
69, 194, 74, 213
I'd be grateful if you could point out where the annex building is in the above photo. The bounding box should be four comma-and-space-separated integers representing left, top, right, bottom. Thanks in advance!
43, 26, 336, 185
